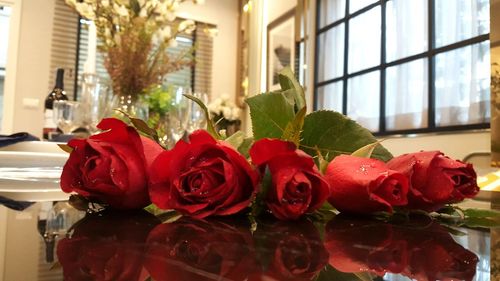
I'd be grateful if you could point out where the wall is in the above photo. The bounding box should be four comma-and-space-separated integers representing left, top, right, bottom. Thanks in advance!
1, 205, 41, 281
267, 0, 297, 24
176, 0, 239, 100
381, 131, 490, 160
4, 0, 54, 137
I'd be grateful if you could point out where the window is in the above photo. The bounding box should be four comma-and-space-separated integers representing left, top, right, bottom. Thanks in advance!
314, 0, 491, 135
0, 5, 12, 131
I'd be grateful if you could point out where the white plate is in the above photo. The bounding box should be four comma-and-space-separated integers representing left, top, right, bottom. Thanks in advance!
0, 151, 68, 168
0, 141, 68, 154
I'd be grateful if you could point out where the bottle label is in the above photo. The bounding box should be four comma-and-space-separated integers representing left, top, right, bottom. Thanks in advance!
44, 109, 56, 128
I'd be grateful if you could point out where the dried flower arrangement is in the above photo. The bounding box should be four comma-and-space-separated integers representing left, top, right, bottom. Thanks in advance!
65, 0, 201, 99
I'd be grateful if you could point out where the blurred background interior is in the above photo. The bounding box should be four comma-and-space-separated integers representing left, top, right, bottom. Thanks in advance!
0, 0, 500, 194
0, 1, 500, 280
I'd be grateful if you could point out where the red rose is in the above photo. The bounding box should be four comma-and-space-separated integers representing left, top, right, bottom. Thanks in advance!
325, 217, 478, 281
325, 155, 409, 214
253, 220, 329, 280
149, 130, 259, 218
397, 223, 479, 281
249, 139, 330, 220
387, 151, 479, 211
144, 217, 259, 281
325, 217, 408, 276
57, 210, 160, 281
60, 118, 163, 209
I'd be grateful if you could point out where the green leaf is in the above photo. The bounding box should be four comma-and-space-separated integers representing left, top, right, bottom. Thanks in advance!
238, 137, 254, 159
183, 94, 221, 139
351, 141, 382, 158
49, 261, 62, 271
462, 208, 500, 218
278, 66, 306, 111
315, 265, 366, 281
157, 211, 182, 224
354, 272, 377, 281
463, 217, 500, 228
57, 144, 73, 153
116, 109, 160, 143
310, 202, 337, 223
282, 106, 307, 146
441, 225, 467, 236
315, 146, 330, 174
300, 110, 393, 162
245, 92, 295, 140
251, 167, 272, 217
225, 131, 246, 149
68, 194, 89, 211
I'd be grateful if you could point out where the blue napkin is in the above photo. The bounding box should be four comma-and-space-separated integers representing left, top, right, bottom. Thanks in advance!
0, 195, 34, 211
0, 132, 40, 148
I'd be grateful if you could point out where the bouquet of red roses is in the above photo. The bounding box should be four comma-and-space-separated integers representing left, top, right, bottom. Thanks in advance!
59, 68, 483, 222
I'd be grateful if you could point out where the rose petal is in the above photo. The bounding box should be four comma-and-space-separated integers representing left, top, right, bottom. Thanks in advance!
249, 138, 297, 166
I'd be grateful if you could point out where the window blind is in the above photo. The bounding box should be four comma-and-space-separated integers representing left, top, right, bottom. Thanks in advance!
48, 0, 79, 100
193, 24, 214, 97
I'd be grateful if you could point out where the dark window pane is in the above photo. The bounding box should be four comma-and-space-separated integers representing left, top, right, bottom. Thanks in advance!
319, 0, 346, 29
348, 7, 381, 73
435, 41, 490, 126
386, 0, 428, 62
386, 59, 428, 131
316, 82, 343, 113
435, 0, 490, 48
347, 71, 380, 131
317, 24, 345, 82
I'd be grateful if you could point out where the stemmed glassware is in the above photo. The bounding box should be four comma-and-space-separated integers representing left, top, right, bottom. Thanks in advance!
79, 74, 115, 133
52, 100, 84, 135
187, 92, 208, 133
161, 87, 207, 148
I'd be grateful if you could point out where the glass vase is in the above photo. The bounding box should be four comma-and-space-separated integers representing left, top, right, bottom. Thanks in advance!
112, 94, 149, 121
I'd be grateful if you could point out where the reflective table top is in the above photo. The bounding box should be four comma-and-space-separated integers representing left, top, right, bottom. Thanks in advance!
0, 192, 499, 281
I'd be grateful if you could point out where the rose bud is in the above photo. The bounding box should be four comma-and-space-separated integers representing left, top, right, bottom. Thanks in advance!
149, 130, 259, 218
249, 139, 330, 220
60, 118, 163, 209
387, 151, 479, 211
325, 155, 409, 214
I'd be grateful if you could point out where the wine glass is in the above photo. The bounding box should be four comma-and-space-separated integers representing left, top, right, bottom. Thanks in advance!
186, 92, 208, 133
79, 74, 115, 133
53, 100, 84, 135
162, 87, 190, 148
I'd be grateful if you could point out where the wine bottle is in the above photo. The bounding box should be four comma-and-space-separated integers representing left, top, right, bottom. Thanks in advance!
43, 68, 68, 140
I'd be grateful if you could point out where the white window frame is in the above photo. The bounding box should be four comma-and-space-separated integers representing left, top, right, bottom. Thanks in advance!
0, 0, 22, 134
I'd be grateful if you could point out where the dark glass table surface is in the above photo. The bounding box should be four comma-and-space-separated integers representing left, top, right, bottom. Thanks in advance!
1, 191, 500, 281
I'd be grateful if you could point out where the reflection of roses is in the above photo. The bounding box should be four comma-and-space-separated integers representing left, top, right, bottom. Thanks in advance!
144, 217, 259, 281
253, 219, 329, 280
388, 151, 479, 211
56, 210, 160, 281
325, 216, 478, 281
325, 155, 409, 214
249, 139, 330, 220
61, 118, 163, 209
149, 130, 259, 218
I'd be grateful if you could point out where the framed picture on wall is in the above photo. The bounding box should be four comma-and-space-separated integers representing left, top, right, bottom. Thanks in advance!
267, 8, 295, 91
